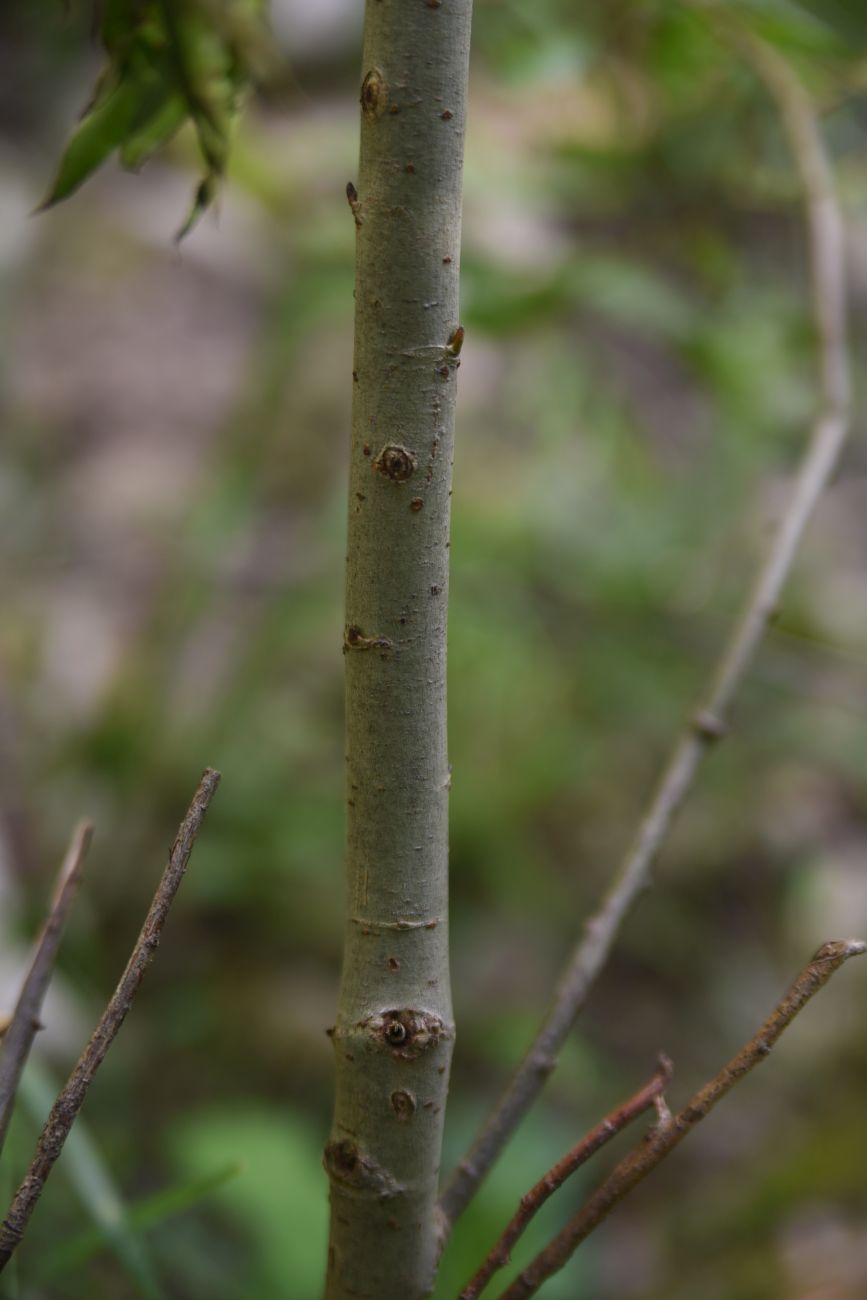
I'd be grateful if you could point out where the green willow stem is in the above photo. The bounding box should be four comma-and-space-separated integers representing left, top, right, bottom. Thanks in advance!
324, 2, 473, 1297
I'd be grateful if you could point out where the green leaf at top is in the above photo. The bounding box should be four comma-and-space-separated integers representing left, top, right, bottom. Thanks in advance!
41, 0, 272, 237
174, 171, 221, 242
38, 79, 141, 209
120, 92, 188, 170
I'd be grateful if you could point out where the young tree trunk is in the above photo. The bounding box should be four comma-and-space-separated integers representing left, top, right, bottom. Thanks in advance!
324, 3, 472, 1298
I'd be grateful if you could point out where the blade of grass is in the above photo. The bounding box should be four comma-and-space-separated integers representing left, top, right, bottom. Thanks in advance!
0, 1135, 17, 1300
18, 1062, 167, 1300
32, 1154, 242, 1280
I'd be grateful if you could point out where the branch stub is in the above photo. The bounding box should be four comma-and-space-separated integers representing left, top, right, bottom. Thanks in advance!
373, 444, 418, 482
361, 68, 388, 118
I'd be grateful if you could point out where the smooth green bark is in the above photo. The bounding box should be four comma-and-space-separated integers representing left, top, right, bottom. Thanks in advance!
324, 2, 472, 1297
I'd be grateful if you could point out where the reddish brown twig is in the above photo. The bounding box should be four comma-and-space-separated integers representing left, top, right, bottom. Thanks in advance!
0, 768, 220, 1271
496, 940, 865, 1299
0, 820, 93, 1163
459, 1055, 672, 1299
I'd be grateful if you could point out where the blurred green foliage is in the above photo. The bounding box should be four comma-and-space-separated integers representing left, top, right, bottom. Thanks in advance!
40, 0, 270, 236
0, 1, 866, 1297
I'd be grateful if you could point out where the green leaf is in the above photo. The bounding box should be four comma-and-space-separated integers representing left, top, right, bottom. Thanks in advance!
120, 92, 188, 170
157, 2, 246, 234
39, 54, 183, 210
42, 0, 272, 236
101, 0, 150, 54
175, 171, 221, 242
38, 80, 141, 209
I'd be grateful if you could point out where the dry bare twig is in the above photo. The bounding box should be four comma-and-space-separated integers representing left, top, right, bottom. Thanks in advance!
439, 35, 850, 1229
0, 820, 93, 1163
0, 767, 220, 1271
496, 940, 865, 1299
459, 1055, 672, 1300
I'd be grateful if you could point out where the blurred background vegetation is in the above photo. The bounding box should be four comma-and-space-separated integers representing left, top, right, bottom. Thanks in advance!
1, 2, 866, 1297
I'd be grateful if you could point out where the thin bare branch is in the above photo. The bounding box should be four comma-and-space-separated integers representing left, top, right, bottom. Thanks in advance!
496, 940, 865, 1299
438, 39, 850, 1230
0, 821, 93, 1163
459, 1055, 672, 1300
0, 768, 220, 1271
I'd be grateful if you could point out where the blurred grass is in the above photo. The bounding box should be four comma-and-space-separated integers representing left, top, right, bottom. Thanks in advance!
17, 1062, 168, 1300
0, 1, 866, 1297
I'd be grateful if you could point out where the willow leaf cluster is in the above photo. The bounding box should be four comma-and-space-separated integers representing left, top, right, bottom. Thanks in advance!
42, 0, 269, 237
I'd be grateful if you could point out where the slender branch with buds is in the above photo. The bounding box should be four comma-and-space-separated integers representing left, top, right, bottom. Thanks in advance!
438, 34, 850, 1231
0, 821, 93, 1163
460, 1055, 672, 1300
496, 941, 865, 1299
0, 768, 220, 1271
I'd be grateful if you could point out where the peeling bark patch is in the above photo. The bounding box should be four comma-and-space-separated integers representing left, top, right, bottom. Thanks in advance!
344, 625, 394, 653
361, 68, 387, 117
390, 1089, 416, 1120
323, 1140, 402, 1199
373, 444, 417, 482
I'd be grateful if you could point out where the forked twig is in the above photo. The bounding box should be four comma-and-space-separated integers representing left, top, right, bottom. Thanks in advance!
495, 940, 865, 1299
0, 768, 220, 1271
439, 35, 850, 1229
0, 821, 93, 1163
460, 1055, 672, 1299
